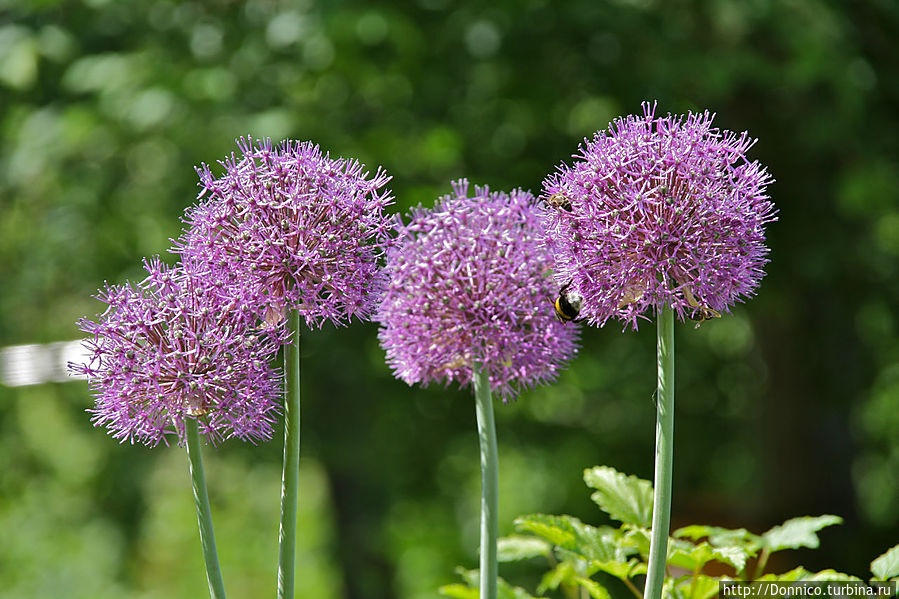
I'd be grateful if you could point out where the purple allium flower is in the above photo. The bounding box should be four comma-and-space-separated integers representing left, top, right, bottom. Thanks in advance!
541, 102, 777, 329
174, 137, 395, 328
71, 258, 286, 446
377, 180, 580, 399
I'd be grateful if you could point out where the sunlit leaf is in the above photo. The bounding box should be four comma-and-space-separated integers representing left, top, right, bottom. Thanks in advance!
514, 514, 620, 562
674, 524, 762, 554
761, 515, 842, 552
537, 561, 578, 594
445, 567, 547, 599
871, 544, 899, 580
514, 514, 581, 548
497, 535, 552, 562
574, 576, 612, 599
804, 569, 860, 582
592, 558, 647, 581
668, 541, 750, 572
621, 525, 651, 555
583, 466, 653, 527
498, 578, 546, 599
672, 574, 720, 599
757, 567, 811, 582
439, 583, 479, 599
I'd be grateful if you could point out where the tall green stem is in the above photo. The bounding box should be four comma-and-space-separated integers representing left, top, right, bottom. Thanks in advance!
278, 310, 301, 599
473, 364, 499, 599
185, 417, 227, 599
644, 306, 675, 599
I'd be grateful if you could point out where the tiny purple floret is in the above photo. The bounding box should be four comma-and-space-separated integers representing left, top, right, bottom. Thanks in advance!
377, 180, 580, 399
541, 102, 777, 329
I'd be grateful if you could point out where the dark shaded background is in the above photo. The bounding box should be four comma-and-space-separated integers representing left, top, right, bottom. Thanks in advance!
1, 1, 897, 597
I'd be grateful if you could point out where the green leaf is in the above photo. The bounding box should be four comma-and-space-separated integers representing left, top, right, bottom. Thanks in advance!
666, 538, 708, 570
514, 515, 621, 562
515, 514, 580, 548
497, 535, 552, 562
591, 558, 647, 581
439, 583, 480, 599
674, 524, 762, 553
872, 544, 899, 580
667, 540, 750, 572
537, 561, 578, 594
685, 575, 722, 599
456, 567, 480, 588
667, 574, 720, 599
762, 515, 842, 552
757, 567, 811, 582
621, 525, 651, 556
584, 466, 654, 527
498, 577, 546, 599
711, 546, 751, 572
444, 568, 546, 599
574, 577, 612, 599
804, 569, 860, 582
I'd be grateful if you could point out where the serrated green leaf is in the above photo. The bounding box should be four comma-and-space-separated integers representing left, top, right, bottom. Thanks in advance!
804, 569, 861, 582
592, 558, 647, 580
574, 577, 613, 599
498, 577, 546, 599
497, 535, 552, 562
667, 538, 707, 570
439, 583, 480, 599
674, 524, 762, 553
538, 561, 578, 594
515, 514, 580, 548
455, 567, 481, 588
762, 515, 842, 552
667, 540, 749, 572
621, 525, 651, 555
872, 544, 899, 580
670, 574, 720, 599
514, 515, 622, 563
553, 547, 592, 568
444, 568, 547, 599
579, 525, 625, 562
711, 546, 751, 571
584, 466, 654, 527
757, 566, 812, 582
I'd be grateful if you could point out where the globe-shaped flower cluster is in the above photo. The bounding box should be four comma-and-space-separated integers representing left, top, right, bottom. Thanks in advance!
176, 137, 396, 328
73, 258, 286, 446
377, 180, 580, 399
541, 102, 776, 329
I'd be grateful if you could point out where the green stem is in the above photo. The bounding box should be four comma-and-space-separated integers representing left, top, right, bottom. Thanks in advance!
752, 547, 771, 580
623, 576, 644, 599
277, 310, 301, 599
185, 417, 227, 599
644, 306, 675, 599
473, 364, 499, 599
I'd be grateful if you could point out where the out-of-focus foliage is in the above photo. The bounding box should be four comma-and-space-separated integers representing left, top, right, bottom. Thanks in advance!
1, 0, 897, 598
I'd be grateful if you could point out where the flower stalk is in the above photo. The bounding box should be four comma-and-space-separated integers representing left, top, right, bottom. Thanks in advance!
277, 310, 301, 599
644, 306, 675, 599
185, 416, 227, 599
473, 363, 498, 599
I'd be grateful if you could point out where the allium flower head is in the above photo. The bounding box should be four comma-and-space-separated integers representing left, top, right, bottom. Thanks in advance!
71, 258, 286, 446
541, 102, 777, 329
377, 180, 580, 399
176, 137, 396, 328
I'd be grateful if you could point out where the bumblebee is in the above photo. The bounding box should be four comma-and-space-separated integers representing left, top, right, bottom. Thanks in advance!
553, 282, 583, 323
545, 192, 573, 212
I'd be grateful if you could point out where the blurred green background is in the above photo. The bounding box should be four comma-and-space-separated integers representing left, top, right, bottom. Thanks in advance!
1, 0, 897, 597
